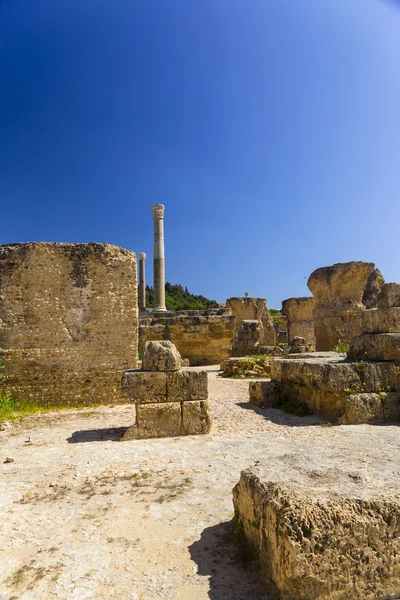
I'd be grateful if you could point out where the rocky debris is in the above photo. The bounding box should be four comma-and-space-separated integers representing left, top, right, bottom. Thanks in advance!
307, 261, 375, 351
281, 297, 315, 346
220, 357, 271, 378
288, 336, 314, 354
257, 345, 284, 357
233, 470, 400, 600
122, 342, 210, 440
4, 457, 14, 463
362, 268, 385, 309
142, 340, 182, 372
377, 282, 400, 308
0, 421, 12, 431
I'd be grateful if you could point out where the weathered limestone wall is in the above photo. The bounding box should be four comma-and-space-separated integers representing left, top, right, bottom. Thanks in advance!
307, 261, 375, 351
281, 297, 315, 346
226, 297, 275, 345
139, 313, 235, 365
0, 243, 138, 405
362, 268, 385, 309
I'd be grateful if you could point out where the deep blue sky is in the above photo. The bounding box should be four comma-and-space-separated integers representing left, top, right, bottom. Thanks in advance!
1, 0, 399, 307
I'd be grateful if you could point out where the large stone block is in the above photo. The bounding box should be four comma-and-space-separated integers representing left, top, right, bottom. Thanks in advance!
339, 393, 384, 425
281, 297, 315, 346
142, 340, 181, 372
249, 381, 280, 408
181, 400, 211, 435
166, 370, 208, 401
362, 267, 385, 309
233, 472, 400, 600
307, 261, 375, 350
378, 282, 400, 308
349, 332, 400, 361
0, 242, 138, 406
361, 307, 400, 333
125, 402, 182, 439
121, 370, 167, 403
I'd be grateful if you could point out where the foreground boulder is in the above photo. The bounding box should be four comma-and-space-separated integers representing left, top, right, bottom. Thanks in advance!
233, 469, 400, 600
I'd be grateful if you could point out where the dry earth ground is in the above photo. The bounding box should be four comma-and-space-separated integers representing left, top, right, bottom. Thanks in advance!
1, 367, 399, 600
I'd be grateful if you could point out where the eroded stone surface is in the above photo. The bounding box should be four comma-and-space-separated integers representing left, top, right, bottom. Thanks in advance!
348, 333, 400, 361
361, 307, 400, 334
249, 381, 280, 408
281, 297, 315, 346
307, 261, 375, 350
233, 471, 400, 600
0, 242, 138, 405
230, 320, 261, 357
362, 268, 385, 309
182, 400, 211, 435
167, 370, 208, 401
123, 402, 182, 439
121, 371, 167, 403
142, 340, 182, 372
378, 283, 400, 308
226, 297, 276, 346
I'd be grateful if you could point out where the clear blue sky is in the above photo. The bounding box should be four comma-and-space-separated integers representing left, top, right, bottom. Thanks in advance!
1, 0, 399, 308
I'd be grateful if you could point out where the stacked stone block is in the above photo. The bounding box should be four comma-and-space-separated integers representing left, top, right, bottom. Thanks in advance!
121, 341, 211, 440
226, 297, 276, 346
349, 283, 400, 361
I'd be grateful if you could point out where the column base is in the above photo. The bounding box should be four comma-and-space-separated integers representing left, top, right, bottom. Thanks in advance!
152, 306, 167, 314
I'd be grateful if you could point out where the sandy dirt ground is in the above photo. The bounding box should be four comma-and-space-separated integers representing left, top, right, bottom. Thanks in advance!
1, 366, 399, 600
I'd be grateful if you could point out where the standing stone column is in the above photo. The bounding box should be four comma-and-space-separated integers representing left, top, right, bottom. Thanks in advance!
152, 204, 167, 313
139, 252, 147, 315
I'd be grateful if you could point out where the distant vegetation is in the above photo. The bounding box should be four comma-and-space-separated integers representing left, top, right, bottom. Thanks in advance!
145, 283, 218, 311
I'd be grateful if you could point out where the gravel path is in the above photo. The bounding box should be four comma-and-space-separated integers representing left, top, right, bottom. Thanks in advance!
1, 367, 399, 600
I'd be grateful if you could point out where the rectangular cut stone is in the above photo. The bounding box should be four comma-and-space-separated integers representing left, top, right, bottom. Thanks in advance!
361, 307, 400, 334
182, 400, 211, 435
249, 381, 280, 408
233, 473, 400, 600
135, 402, 181, 438
339, 393, 384, 425
167, 370, 208, 401
121, 370, 166, 403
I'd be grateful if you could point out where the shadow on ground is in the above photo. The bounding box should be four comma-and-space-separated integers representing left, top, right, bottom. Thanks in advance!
67, 427, 128, 443
189, 520, 269, 600
236, 402, 331, 428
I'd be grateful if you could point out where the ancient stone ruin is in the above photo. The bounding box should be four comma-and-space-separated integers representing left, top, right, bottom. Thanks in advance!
307, 261, 375, 351
233, 465, 400, 600
121, 340, 210, 439
140, 309, 235, 366
226, 296, 276, 346
0, 242, 138, 405
281, 296, 315, 347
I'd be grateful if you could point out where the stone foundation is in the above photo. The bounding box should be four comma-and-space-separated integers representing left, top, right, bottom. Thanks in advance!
139, 312, 235, 365
233, 469, 400, 600
0, 242, 138, 406
122, 341, 211, 439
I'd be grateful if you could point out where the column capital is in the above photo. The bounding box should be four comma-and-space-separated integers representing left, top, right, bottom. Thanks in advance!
139, 252, 146, 260
152, 204, 165, 219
